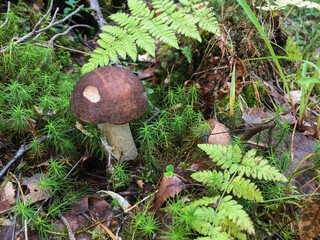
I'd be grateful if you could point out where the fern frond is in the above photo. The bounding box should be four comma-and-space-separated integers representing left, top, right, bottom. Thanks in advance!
101, 25, 127, 38
191, 171, 263, 202
218, 195, 255, 235
152, 0, 176, 14
82, 48, 110, 74
220, 217, 247, 240
191, 170, 228, 191
241, 150, 287, 182
153, 0, 201, 41
198, 144, 287, 182
190, 196, 220, 207
228, 176, 263, 202
132, 28, 156, 56
128, 0, 152, 18
82, 0, 220, 73
190, 3, 220, 35
110, 12, 140, 29
100, 25, 138, 61
142, 17, 179, 48
168, 10, 201, 41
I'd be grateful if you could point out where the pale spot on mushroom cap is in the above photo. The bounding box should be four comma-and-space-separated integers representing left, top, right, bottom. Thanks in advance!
83, 86, 100, 103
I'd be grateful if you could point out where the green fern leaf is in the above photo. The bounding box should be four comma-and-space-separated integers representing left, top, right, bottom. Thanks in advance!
191, 170, 224, 188
153, 0, 201, 41
218, 195, 255, 235
132, 28, 156, 56
181, 45, 192, 63
190, 196, 220, 207
229, 176, 263, 202
142, 17, 179, 48
241, 150, 287, 182
153, 0, 176, 14
192, 4, 220, 35
110, 12, 140, 29
168, 10, 201, 41
191, 170, 229, 192
128, 0, 151, 17
220, 217, 247, 240
81, 62, 96, 75
120, 35, 138, 61
101, 25, 127, 38
198, 144, 287, 182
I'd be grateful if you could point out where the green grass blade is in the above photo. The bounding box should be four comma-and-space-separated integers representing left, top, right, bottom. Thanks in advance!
230, 65, 236, 116
236, 0, 294, 108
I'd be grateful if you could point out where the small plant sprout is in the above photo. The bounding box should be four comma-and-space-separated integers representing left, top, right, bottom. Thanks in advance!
164, 164, 175, 177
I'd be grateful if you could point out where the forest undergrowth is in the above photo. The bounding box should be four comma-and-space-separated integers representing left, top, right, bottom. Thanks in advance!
0, 0, 320, 239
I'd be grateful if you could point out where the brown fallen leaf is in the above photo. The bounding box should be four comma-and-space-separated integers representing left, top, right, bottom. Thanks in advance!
298, 199, 320, 240
207, 119, 232, 146
155, 176, 185, 210
21, 174, 51, 202
0, 181, 16, 217
136, 179, 145, 189
54, 196, 113, 238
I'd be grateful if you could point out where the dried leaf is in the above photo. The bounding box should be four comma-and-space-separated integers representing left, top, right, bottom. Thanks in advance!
136, 179, 144, 189
54, 196, 113, 235
96, 190, 132, 212
155, 176, 185, 210
0, 181, 16, 214
207, 119, 232, 146
138, 67, 155, 80
298, 199, 320, 240
3, 181, 16, 205
21, 174, 50, 202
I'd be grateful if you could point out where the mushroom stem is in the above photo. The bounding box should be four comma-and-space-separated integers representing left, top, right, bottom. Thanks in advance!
98, 123, 138, 161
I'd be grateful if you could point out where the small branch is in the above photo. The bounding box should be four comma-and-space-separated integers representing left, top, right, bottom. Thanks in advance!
0, 139, 28, 180
48, 24, 91, 46
89, 0, 107, 29
0, 0, 87, 52
100, 136, 112, 167
35, 4, 85, 34
11, 157, 23, 240
0, 1, 11, 28
34, 41, 91, 55
59, 215, 76, 240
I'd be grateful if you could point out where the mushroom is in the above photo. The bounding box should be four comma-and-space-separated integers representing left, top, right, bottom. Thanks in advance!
69, 66, 148, 161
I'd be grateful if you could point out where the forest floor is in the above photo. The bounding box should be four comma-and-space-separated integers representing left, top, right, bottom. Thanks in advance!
0, 0, 320, 239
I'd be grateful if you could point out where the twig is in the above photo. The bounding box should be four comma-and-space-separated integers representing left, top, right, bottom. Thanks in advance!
0, 1, 11, 28
11, 157, 23, 240
59, 215, 76, 240
33, 41, 91, 54
48, 24, 91, 46
0, 138, 28, 180
35, 4, 85, 34
100, 137, 112, 167
89, 0, 107, 29
0, 0, 86, 52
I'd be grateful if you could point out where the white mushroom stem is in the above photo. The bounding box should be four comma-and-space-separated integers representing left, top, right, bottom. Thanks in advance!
98, 123, 138, 161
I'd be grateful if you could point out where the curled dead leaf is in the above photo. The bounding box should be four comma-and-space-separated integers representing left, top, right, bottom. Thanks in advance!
155, 176, 185, 210
207, 119, 232, 146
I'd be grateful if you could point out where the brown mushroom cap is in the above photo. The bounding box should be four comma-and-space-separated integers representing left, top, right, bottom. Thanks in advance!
70, 66, 148, 125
